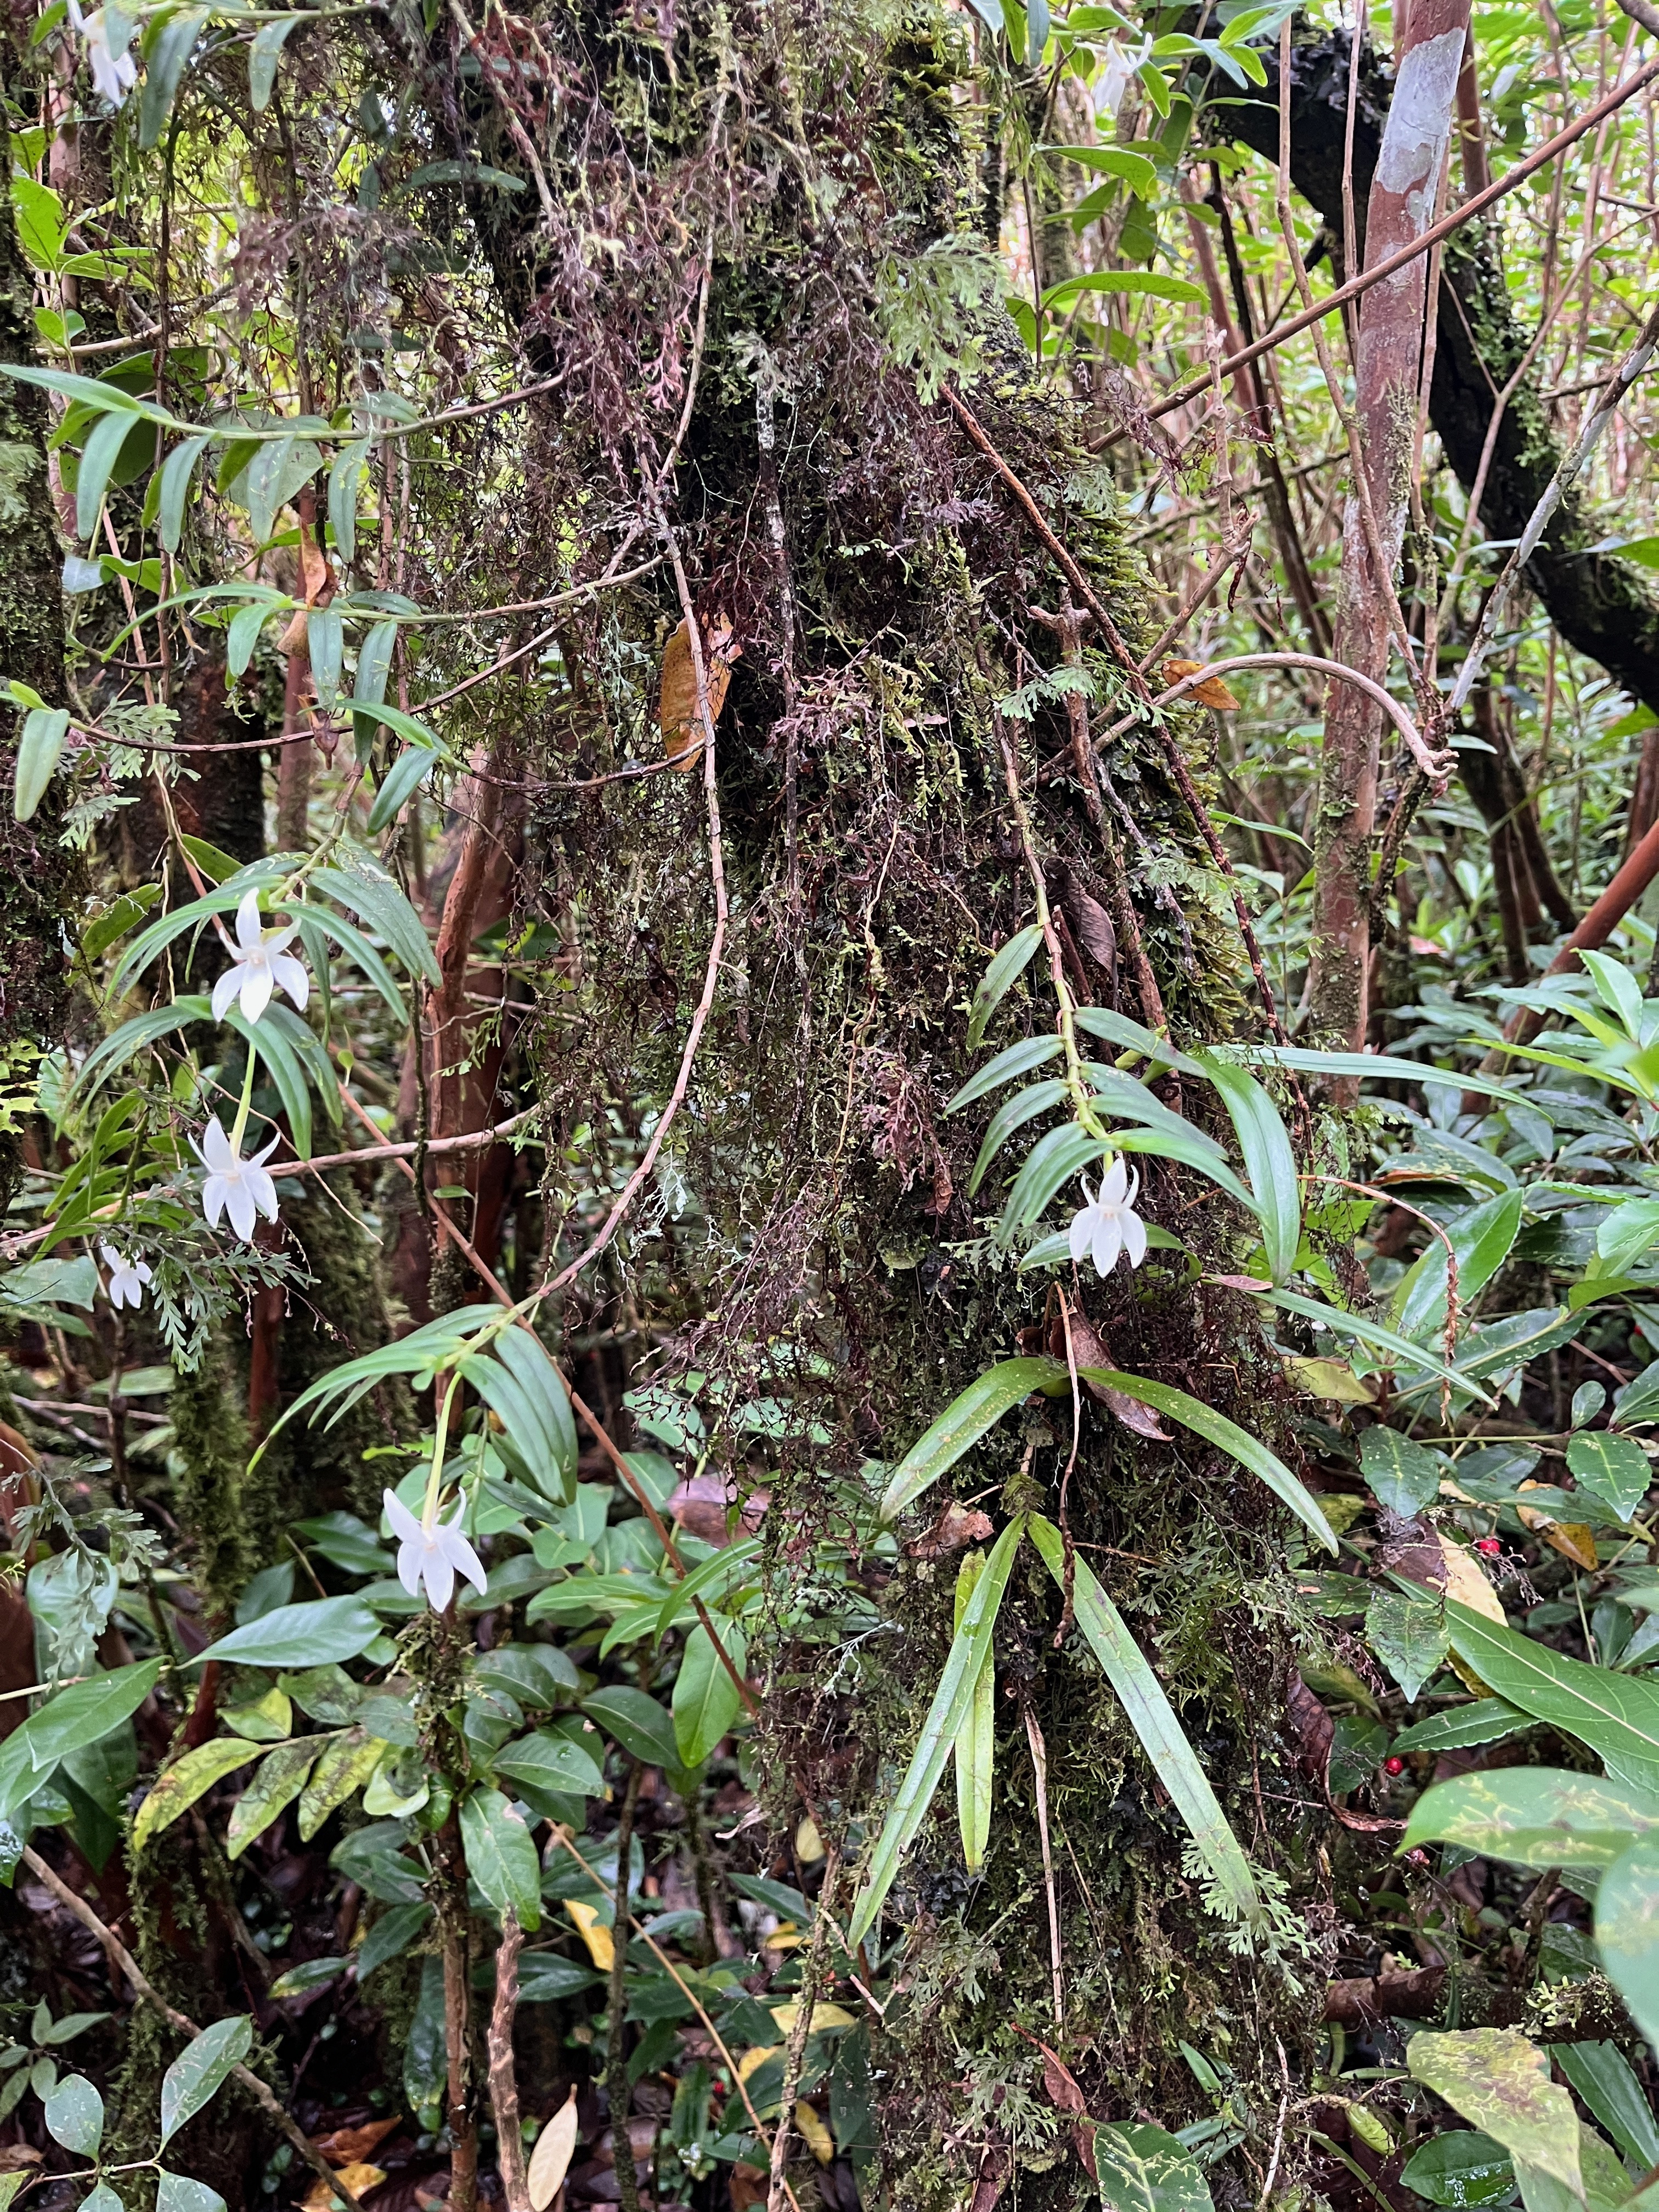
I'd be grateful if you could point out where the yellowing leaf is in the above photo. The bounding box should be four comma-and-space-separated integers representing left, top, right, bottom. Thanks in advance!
564, 1898, 614, 1972
528, 2087, 579, 2212
302, 2163, 385, 2211
794, 2102, 834, 2166
795, 1816, 825, 1863
1285, 1356, 1376, 1404
767, 2001, 856, 2037
658, 616, 736, 769
135, 1737, 261, 1850
765, 1922, 805, 1950
736, 2044, 780, 2085
298, 1735, 389, 1842
1516, 1484, 1600, 1571
1163, 658, 1240, 710
1436, 1533, 1505, 1697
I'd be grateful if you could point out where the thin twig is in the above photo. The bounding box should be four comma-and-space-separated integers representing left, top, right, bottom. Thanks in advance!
766, 1849, 842, 2212
488, 1911, 531, 2212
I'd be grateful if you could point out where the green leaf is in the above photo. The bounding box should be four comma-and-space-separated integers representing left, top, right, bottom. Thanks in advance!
996, 1125, 1109, 1244
1366, 1589, 1448, 1702
582, 1687, 680, 1771
1073, 1005, 1203, 1076
1442, 1600, 1659, 1793
1043, 270, 1207, 309
247, 14, 297, 109
358, 1901, 432, 1984
1565, 1433, 1651, 1523
160, 2015, 251, 2145
1029, 1515, 1262, 1930
1594, 1833, 1659, 2047
1554, 2044, 1659, 2170
1265, 1288, 1491, 1401
297, 1734, 388, 1839
1108, 1125, 1258, 1215
968, 1077, 1067, 1197
1075, 1369, 1337, 1554
1091, 2121, 1215, 2212
16, 1659, 164, 1775
946, 1033, 1064, 1113
138, 7, 208, 144
1392, 1189, 1525, 1345
80, 2183, 122, 2212
313, 857, 441, 986
354, 618, 397, 710
1358, 1426, 1443, 1514
878, 1358, 1062, 1522
365, 738, 438, 833
1401, 1768, 1659, 1866
157, 434, 210, 555
1595, 1196, 1659, 1275
1400, 2134, 1516, 2209
460, 1786, 543, 1932
672, 1620, 749, 1768
846, 1516, 1024, 1950
267, 1957, 347, 2000
193, 1596, 382, 1670
227, 1738, 324, 1858
134, 1738, 261, 1851
156, 2173, 227, 2212
492, 1726, 606, 1798
42, 2074, 103, 2157
1407, 2032, 1583, 2203
227, 599, 274, 678
13, 707, 71, 821
951, 1550, 994, 1874
327, 439, 371, 565
1389, 1700, 1532, 1756
38, 2012, 110, 2046
73, 406, 134, 540
307, 607, 343, 709
1043, 144, 1158, 196
967, 924, 1044, 1047
1192, 1054, 1299, 1284
469, 1328, 577, 1503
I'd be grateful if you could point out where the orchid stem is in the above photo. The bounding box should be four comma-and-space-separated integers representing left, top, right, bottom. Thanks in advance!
422, 1372, 465, 1530
228, 1046, 258, 1152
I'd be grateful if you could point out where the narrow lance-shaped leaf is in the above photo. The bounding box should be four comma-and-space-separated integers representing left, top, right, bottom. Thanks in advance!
1193, 1054, 1300, 1284
157, 433, 211, 555
1028, 1515, 1262, 1931
967, 923, 1043, 1048
75, 407, 135, 540
247, 15, 298, 110
14, 708, 71, 821
327, 438, 371, 566
952, 1550, 994, 1874
879, 1359, 1063, 1523
1441, 1599, 1659, 1794
846, 1515, 1026, 1949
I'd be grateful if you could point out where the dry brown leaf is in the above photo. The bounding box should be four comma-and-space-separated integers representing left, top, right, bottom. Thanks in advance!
795, 2101, 835, 2166
314, 2118, 400, 2165
528, 2087, 579, 2212
659, 616, 737, 768
906, 1499, 996, 1558
729, 2163, 769, 2210
302, 2160, 386, 2209
1163, 658, 1240, 710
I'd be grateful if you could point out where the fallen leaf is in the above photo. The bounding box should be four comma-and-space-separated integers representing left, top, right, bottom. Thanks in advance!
1286, 1356, 1377, 1406
794, 2101, 835, 2165
906, 1499, 996, 1558
1163, 658, 1240, 710
302, 2161, 386, 2210
795, 1815, 824, 1863
1206, 1273, 1275, 1293
528, 2087, 579, 2212
659, 615, 737, 768
314, 2118, 400, 2165
563, 1898, 614, 1973
729, 2164, 769, 2211
768, 2000, 856, 2036
1098, 1386, 1172, 1441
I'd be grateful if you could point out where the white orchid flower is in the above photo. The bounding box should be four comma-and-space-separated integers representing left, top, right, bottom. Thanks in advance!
193, 1119, 281, 1243
99, 1243, 152, 1311
384, 1488, 488, 1614
66, 0, 136, 105
1068, 1155, 1148, 1277
211, 890, 309, 1025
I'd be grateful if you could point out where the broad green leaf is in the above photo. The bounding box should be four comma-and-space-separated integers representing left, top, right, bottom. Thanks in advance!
366, 738, 438, 833
358, 1900, 432, 1983
1595, 1195, 1659, 1275
582, 1687, 680, 1770
878, 1358, 1062, 1522
160, 2015, 251, 2145
1358, 1426, 1443, 1514
1043, 270, 1207, 308
1565, 1432, 1651, 1523
1366, 1589, 1448, 1701
297, 1734, 388, 1840
1390, 1700, 1532, 1755
75, 405, 133, 539
1400, 2134, 1516, 2209
1442, 1600, 1659, 1793
18, 1658, 163, 1772
1043, 144, 1158, 196
139, 9, 208, 148
1554, 2044, 1659, 2169
1407, 2032, 1583, 2202
43, 2074, 103, 2156
492, 1726, 606, 1798
1029, 1516, 1261, 1930
1401, 1768, 1659, 1866
951, 1550, 994, 1874
460, 1786, 542, 1931
1091, 2121, 1215, 2212
1076, 1369, 1336, 1554
1392, 1188, 1525, 1346
947, 1033, 1063, 1113
267, 1957, 347, 2000
328, 438, 371, 565
13, 707, 70, 821
672, 1620, 749, 1768
967, 924, 1044, 1047
1595, 1832, 1659, 2046
1579, 951, 1644, 1037
80, 2185, 122, 2212
134, 1738, 261, 1850
156, 2174, 227, 2212
846, 1516, 1024, 1949
222, 1687, 292, 1742
227, 1737, 324, 1858
193, 1596, 382, 1670
1192, 1054, 1299, 1283
247, 14, 298, 108
157, 434, 210, 555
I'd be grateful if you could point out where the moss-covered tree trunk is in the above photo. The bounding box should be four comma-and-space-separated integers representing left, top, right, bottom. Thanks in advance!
0, 53, 73, 1217
403, 3, 1329, 2199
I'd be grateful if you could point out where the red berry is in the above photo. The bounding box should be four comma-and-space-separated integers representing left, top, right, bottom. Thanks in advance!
1475, 1538, 1502, 1555
1384, 1756, 1406, 1776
